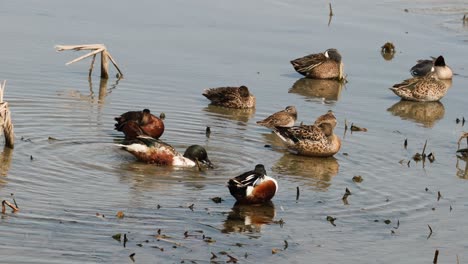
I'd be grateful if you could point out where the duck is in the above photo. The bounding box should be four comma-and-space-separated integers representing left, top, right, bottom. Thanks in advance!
114, 109, 165, 140
290, 48, 344, 80
389, 71, 452, 102
256, 106, 297, 128
116, 136, 213, 168
410, 55, 452, 79
272, 110, 341, 157
202, 85, 255, 109
227, 164, 278, 204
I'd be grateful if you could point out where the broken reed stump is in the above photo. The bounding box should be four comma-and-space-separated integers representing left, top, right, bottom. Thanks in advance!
55, 44, 123, 79
0, 80, 14, 149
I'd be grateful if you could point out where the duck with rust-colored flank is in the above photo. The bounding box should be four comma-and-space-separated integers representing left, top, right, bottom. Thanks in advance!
116, 136, 213, 168
114, 109, 165, 140
273, 110, 341, 157
202, 85, 256, 109
227, 164, 278, 204
390, 71, 452, 102
256, 106, 297, 128
410, 55, 452, 80
290, 48, 344, 80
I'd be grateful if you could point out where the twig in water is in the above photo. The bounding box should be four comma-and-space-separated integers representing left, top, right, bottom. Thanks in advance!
433, 249, 439, 263
2, 200, 19, 214
437, 191, 442, 201
427, 224, 433, 239
296, 186, 300, 201
404, 138, 407, 149
329, 3, 334, 16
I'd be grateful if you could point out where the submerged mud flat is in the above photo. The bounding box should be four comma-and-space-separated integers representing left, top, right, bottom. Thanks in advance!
0, 0, 468, 263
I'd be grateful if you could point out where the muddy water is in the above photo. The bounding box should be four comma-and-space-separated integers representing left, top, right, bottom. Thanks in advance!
1, 0, 468, 263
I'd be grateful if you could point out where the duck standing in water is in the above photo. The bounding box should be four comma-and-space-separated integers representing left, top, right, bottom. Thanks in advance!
114, 109, 165, 140
227, 164, 278, 204
116, 136, 213, 168
389, 71, 451, 102
410, 55, 452, 79
256, 106, 297, 128
273, 110, 341, 157
202, 85, 255, 109
290, 48, 344, 80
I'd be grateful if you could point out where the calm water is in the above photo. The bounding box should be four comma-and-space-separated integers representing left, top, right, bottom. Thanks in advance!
1, 0, 468, 263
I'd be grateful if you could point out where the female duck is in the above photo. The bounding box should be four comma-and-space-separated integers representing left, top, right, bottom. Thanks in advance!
290, 48, 344, 80
114, 109, 165, 140
203, 85, 255, 109
227, 164, 278, 204
256, 106, 297, 128
390, 71, 451, 102
272, 111, 341, 157
116, 136, 213, 168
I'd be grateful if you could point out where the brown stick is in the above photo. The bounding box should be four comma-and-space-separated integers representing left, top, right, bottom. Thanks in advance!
89, 54, 97, 78
329, 3, 334, 16
2, 200, 19, 214
433, 249, 439, 263
100, 50, 109, 79
0, 81, 14, 148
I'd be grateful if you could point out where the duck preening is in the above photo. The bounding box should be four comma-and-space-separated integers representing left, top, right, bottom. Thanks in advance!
202, 85, 256, 109
291, 48, 344, 80
227, 164, 278, 204
114, 109, 165, 140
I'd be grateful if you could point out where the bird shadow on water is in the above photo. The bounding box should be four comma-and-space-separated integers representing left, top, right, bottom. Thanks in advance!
289, 77, 344, 104
222, 202, 276, 235
202, 105, 255, 124
387, 100, 445, 128
272, 153, 339, 191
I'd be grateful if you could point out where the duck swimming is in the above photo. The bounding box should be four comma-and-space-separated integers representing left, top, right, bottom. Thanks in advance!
202, 85, 255, 109
256, 106, 297, 128
290, 48, 344, 80
114, 109, 165, 140
410, 55, 452, 80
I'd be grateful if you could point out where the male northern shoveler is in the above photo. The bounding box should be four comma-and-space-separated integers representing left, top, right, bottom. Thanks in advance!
272, 110, 341, 157
116, 136, 213, 168
227, 164, 278, 204
202, 85, 256, 109
290, 48, 344, 80
256, 106, 297, 128
389, 72, 452, 102
410, 56, 452, 79
114, 109, 165, 140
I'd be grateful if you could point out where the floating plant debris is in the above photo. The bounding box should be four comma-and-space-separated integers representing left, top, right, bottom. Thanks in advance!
326, 216, 337, 226
211, 197, 224, 203
352, 175, 363, 183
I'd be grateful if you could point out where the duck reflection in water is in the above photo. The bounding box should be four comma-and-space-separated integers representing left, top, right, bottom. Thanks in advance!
387, 100, 445, 128
203, 104, 255, 123
289, 78, 344, 103
456, 133, 468, 179
273, 154, 339, 191
222, 202, 276, 234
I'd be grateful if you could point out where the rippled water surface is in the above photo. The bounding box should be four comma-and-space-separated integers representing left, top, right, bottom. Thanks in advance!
1, 0, 468, 263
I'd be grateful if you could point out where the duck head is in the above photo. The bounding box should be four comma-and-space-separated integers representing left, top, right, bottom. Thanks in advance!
184, 145, 214, 168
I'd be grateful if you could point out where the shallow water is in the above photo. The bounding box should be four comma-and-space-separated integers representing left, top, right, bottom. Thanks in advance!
1, 0, 468, 263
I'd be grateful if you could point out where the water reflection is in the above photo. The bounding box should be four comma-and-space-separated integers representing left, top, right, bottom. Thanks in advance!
203, 105, 255, 123
222, 202, 275, 234
456, 155, 468, 179
289, 78, 344, 103
0, 147, 13, 186
387, 100, 445, 128
273, 154, 339, 191
58, 77, 120, 104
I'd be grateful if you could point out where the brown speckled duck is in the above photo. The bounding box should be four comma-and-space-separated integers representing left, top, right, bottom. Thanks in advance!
389, 72, 452, 102
272, 110, 341, 157
114, 109, 165, 140
410, 56, 452, 80
202, 85, 255, 109
290, 48, 344, 80
256, 106, 297, 128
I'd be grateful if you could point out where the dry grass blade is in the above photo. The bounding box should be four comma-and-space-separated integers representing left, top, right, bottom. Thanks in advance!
427, 224, 433, 239
2, 200, 19, 214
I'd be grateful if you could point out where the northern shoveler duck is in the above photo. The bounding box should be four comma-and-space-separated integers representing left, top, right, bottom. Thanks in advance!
290, 48, 344, 80
116, 136, 213, 168
410, 56, 452, 79
389, 72, 452, 102
272, 110, 341, 157
114, 109, 165, 140
202, 85, 256, 109
256, 106, 297, 128
227, 164, 278, 204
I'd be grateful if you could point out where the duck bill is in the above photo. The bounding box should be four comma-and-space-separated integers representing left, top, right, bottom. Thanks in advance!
202, 159, 214, 169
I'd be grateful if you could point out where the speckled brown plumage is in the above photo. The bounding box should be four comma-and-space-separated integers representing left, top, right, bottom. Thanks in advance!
273, 111, 341, 157
202, 85, 256, 109
390, 73, 452, 102
256, 106, 297, 128
290, 49, 344, 80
